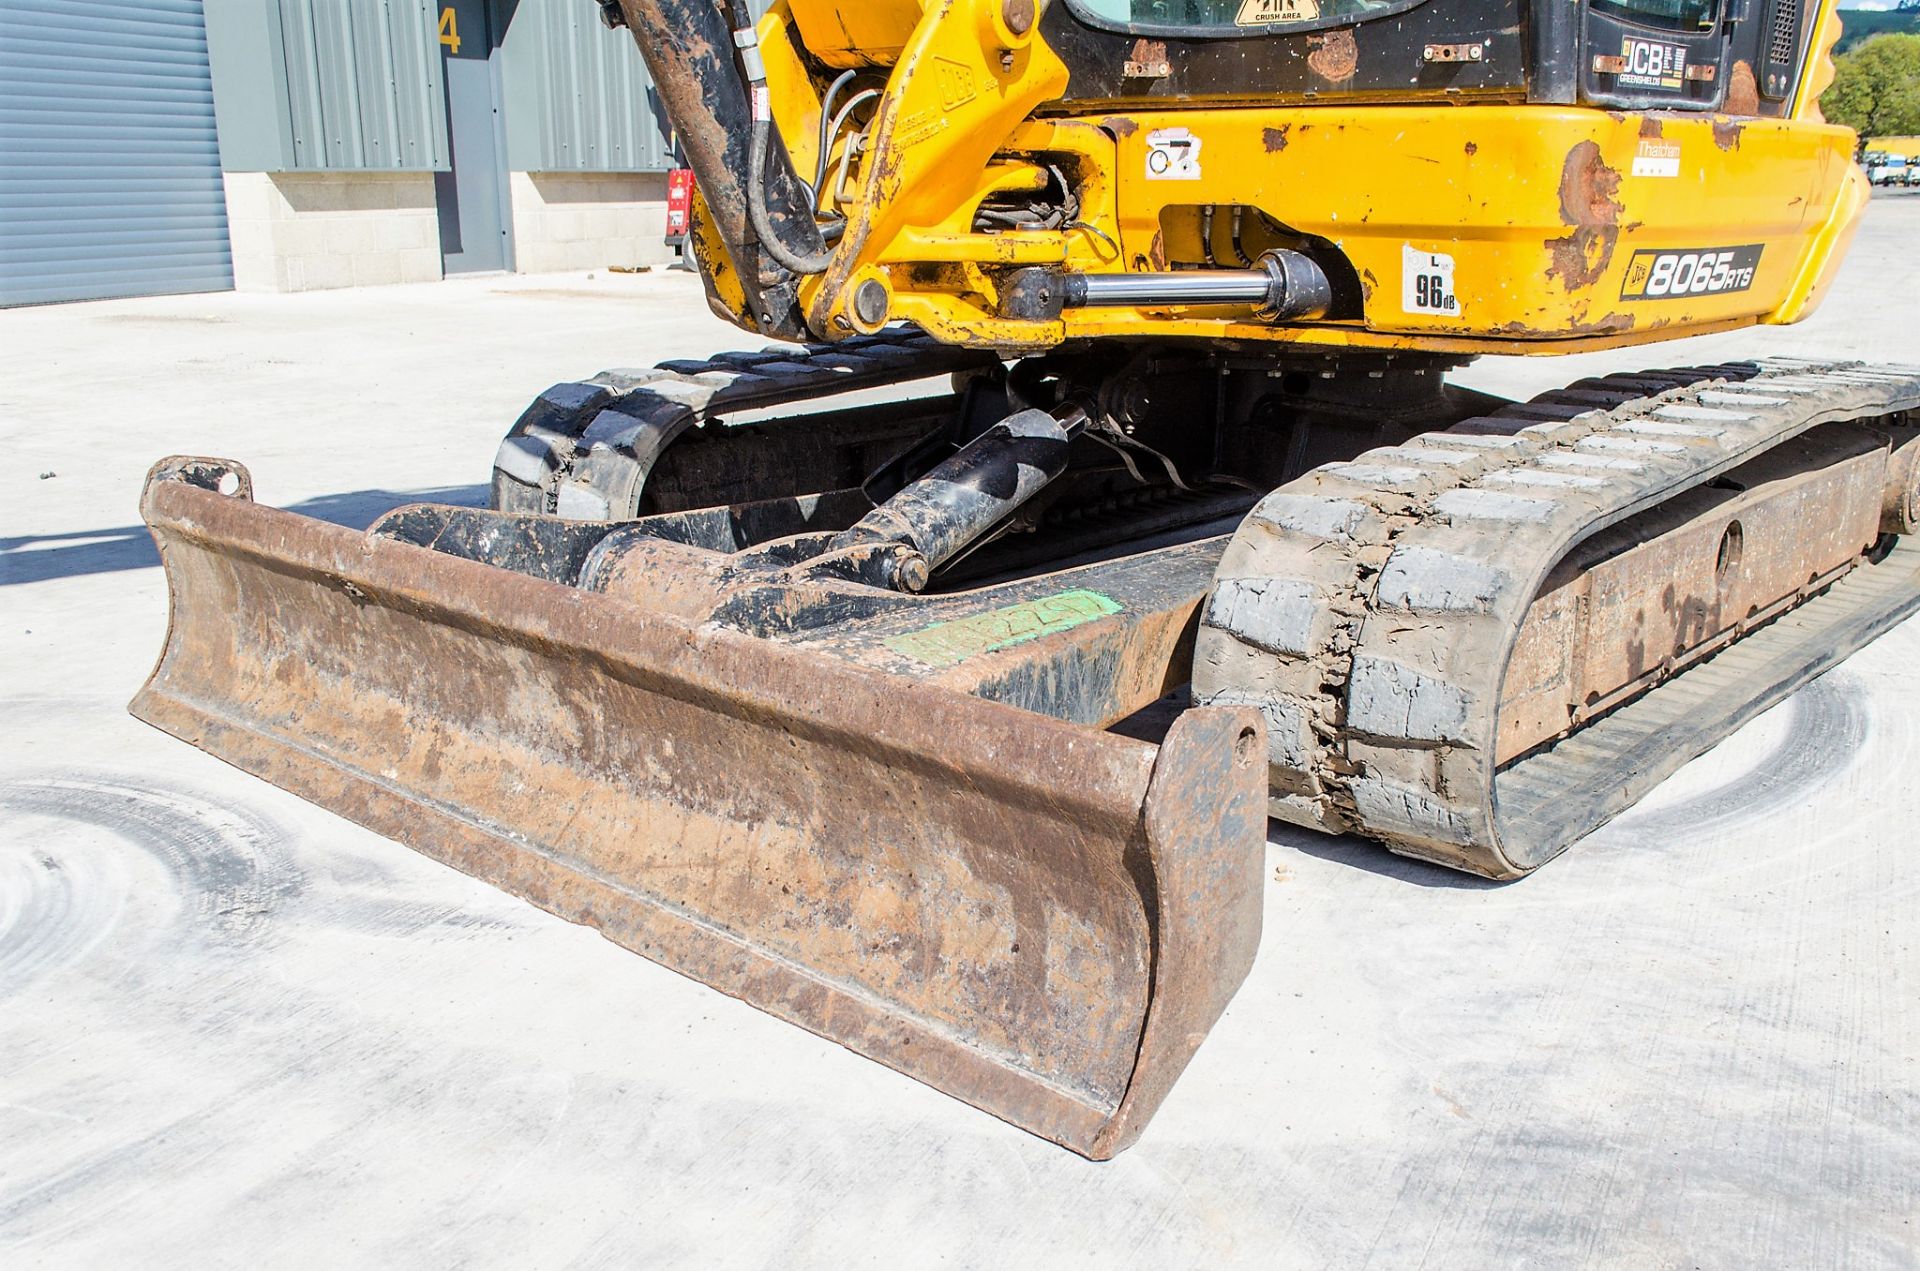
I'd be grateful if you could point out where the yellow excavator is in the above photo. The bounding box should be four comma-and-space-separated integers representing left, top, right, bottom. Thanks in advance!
134, 0, 1919, 1157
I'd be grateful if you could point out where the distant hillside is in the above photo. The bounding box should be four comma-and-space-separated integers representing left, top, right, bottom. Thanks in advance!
1837, 8, 1920, 54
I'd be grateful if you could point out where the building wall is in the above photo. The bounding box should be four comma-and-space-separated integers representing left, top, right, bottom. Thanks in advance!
278, 0, 450, 171
508, 172, 673, 272
499, 0, 675, 174
199, 0, 693, 292
205, 0, 453, 291
496, 0, 681, 277
203, 0, 449, 173
225, 171, 441, 292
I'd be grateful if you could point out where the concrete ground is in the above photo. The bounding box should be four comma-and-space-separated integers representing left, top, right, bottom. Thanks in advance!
4, 195, 1918, 1269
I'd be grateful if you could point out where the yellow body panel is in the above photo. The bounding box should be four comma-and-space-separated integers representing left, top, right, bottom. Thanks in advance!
695, 0, 1864, 356
784, 0, 925, 68
1866, 136, 1920, 160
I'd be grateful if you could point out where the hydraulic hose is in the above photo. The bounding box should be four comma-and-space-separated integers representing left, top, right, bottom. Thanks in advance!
729, 0, 835, 276
608, 0, 818, 335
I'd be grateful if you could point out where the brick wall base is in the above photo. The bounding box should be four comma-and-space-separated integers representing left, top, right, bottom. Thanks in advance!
222, 170, 675, 291
224, 172, 442, 293
509, 172, 674, 273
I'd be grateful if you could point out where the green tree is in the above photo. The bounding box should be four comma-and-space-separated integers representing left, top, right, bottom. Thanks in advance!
1823, 33, 1920, 149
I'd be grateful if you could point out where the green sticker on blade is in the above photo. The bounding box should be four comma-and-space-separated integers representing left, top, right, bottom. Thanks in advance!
884, 589, 1123, 669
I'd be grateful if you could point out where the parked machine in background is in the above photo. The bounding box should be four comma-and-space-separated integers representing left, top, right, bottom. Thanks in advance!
132, 0, 1920, 1157
1867, 150, 1911, 184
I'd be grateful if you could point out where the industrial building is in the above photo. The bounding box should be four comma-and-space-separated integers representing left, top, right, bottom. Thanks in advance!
1, 0, 689, 305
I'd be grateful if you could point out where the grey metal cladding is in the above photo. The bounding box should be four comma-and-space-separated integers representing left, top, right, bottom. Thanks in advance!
278, 0, 448, 171
0, 0, 235, 304
501, 0, 669, 172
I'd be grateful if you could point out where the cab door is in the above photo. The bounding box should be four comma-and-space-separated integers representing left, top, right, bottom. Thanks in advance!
1582, 0, 1729, 111
1579, 0, 1817, 115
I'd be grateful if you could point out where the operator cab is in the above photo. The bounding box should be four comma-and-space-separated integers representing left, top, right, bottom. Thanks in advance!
1044, 0, 1813, 116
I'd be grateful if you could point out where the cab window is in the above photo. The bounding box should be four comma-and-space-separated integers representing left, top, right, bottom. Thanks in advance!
1590, 0, 1720, 33
1070, 0, 1425, 35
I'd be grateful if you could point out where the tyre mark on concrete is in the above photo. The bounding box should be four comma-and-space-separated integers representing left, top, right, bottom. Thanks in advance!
1609, 673, 1869, 838
0, 843, 129, 998
0, 774, 304, 992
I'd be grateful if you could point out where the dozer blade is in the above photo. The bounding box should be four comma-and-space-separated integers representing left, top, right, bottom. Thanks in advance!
129, 458, 1267, 1159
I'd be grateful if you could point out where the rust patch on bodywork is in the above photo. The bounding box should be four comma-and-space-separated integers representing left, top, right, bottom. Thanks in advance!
1575, 312, 1636, 335
1725, 61, 1760, 116
1307, 29, 1358, 82
1263, 125, 1292, 153
1712, 117, 1744, 151
1491, 311, 1635, 338
1125, 38, 1170, 78
1101, 115, 1138, 139
1464, 141, 1478, 156
1544, 140, 1623, 292
1638, 116, 1663, 139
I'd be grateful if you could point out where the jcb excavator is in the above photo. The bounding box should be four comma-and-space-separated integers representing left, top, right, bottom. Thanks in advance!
134, 0, 1920, 1157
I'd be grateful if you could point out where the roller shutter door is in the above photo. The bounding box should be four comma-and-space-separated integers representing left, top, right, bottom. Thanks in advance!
1, 0, 232, 305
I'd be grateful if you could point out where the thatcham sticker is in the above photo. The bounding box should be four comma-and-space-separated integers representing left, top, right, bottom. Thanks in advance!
1621, 246, 1763, 300
1632, 138, 1681, 178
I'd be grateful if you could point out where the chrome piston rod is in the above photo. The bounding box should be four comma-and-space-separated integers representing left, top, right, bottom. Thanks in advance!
1003, 250, 1333, 323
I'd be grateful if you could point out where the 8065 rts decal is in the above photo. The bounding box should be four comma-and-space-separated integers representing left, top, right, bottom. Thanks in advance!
1620, 246, 1764, 301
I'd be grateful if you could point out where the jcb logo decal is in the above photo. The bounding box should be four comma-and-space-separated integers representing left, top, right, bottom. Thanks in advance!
1621, 246, 1763, 300
1619, 37, 1687, 90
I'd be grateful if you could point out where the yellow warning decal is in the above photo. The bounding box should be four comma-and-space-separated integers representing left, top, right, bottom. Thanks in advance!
1237, 0, 1322, 24
884, 589, 1123, 668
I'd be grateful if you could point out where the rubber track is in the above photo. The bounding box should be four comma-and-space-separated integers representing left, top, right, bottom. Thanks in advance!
1193, 358, 1920, 878
489, 330, 1000, 519
1495, 536, 1920, 855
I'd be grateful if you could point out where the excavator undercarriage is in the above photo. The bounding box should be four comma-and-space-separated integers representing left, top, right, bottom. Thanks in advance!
136, 347, 1920, 1154
131, 0, 1917, 1156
